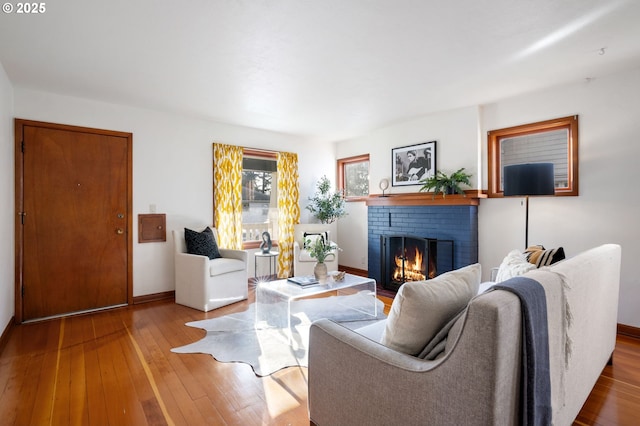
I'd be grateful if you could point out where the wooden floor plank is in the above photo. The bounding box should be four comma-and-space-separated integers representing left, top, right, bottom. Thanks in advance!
13, 352, 44, 425
111, 336, 151, 425
95, 330, 129, 425
68, 343, 90, 426
192, 395, 227, 425
26, 320, 63, 426
134, 324, 190, 425
0, 293, 638, 425
84, 337, 110, 425
50, 342, 71, 426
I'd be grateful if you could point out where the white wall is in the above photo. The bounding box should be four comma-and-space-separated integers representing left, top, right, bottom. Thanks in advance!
0, 64, 14, 331
13, 88, 334, 297
479, 67, 640, 328
336, 67, 640, 328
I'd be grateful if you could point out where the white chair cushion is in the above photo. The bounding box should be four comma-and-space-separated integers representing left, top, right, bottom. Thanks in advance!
209, 258, 246, 276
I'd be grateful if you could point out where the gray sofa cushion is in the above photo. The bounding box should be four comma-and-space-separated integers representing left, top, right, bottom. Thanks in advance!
381, 263, 481, 355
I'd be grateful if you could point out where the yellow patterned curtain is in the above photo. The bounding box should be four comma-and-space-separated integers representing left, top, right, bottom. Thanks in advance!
277, 152, 300, 278
213, 143, 243, 249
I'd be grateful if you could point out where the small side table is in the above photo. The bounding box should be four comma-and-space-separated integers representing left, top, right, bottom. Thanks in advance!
254, 251, 279, 283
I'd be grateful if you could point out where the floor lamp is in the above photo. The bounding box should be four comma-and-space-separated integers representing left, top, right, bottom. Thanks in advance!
503, 163, 555, 249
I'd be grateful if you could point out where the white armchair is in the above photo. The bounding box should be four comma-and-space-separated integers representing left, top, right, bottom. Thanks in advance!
172, 228, 248, 312
293, 224, 339, 276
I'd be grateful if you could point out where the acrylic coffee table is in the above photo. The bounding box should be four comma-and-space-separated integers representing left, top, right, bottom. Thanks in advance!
254, 273, 378, 335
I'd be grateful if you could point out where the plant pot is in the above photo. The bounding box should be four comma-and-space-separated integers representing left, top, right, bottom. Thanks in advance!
314, 262, 328, 282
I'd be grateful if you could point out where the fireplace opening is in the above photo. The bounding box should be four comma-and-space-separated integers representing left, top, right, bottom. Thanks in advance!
380, 235, 454, 292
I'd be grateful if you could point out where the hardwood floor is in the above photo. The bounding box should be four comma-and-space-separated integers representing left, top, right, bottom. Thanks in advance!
0, 292, 638, 425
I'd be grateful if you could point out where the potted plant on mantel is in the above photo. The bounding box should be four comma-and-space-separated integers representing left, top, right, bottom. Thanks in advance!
419, 168, 472, 199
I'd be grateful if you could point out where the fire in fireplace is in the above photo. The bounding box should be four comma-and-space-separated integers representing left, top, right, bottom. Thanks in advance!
392, 244, 429, 283
380, 235, 453, 292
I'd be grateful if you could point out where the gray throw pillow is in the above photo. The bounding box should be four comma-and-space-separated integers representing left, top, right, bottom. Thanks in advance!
380, 263, 481, 356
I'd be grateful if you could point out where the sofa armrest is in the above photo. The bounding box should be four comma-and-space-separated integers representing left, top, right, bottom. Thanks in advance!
308, 290, 523, 426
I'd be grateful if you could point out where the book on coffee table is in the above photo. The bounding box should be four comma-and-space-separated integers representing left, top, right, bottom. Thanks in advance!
287, 276, 320, 286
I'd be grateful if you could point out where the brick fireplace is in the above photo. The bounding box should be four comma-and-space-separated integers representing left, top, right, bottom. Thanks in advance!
366, 193, 480, 292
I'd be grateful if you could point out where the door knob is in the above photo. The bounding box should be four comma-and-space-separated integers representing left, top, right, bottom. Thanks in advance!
116, 228, 124, 235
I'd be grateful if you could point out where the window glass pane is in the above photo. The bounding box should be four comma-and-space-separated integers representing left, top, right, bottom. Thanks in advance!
344, 160, 369, 197
500, 129, 568, 190
242, 157, 278, 241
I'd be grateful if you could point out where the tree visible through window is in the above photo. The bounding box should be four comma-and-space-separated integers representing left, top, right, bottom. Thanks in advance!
338, 154, 370, 200
242, 151, 278, 242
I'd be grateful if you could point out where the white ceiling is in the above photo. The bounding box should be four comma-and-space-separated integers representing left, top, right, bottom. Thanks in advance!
1, 0, 640, 141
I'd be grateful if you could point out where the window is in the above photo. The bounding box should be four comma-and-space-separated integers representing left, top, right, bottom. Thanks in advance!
488, 116, 579, 197
242, 149, 278, 244
338, 154, 370, 200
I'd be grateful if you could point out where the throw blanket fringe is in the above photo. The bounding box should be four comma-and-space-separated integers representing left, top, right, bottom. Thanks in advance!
546, 269, 573, 366
494, 277, 552, 426
561, 273, 574, 366
556, 270, 573, 413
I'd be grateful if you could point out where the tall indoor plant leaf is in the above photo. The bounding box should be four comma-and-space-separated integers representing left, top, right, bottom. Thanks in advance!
306, 176, 347, 224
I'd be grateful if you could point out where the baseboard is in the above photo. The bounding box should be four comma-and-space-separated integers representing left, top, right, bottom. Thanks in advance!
0, 316, 16, 353
618, 323, 640, 339
133, 290, 175, 305
338, 265, 368, 277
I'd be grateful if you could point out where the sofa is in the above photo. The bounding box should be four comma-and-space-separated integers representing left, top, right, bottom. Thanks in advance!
308, 244, 621, 425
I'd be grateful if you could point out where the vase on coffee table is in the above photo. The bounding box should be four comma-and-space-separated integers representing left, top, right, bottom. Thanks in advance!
314, 262, 328, 281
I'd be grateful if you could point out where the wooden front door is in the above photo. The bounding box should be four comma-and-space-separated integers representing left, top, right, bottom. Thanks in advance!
15, 119, 132, 322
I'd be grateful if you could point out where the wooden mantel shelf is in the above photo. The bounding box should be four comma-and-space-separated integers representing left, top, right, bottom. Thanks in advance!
365, 190, 487, 207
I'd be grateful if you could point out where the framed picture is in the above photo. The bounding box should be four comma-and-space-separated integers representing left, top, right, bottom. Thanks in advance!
392, 141, 437, 186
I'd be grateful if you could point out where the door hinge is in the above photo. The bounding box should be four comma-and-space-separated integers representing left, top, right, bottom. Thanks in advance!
21, 285, 24, 298
21, 140, 25, 153
18, 212, 26, 225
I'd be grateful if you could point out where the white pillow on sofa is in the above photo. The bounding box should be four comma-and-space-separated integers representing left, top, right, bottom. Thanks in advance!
380, 263, 481, 356
495, 249, 536, 283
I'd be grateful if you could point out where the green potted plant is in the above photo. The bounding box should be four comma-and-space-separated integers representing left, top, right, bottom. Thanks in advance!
306, 175, 347, 224
419, 168, 472, 198
305, 237, 338, 280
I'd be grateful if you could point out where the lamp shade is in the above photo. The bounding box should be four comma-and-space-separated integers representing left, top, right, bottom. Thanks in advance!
503, 163, 555, 196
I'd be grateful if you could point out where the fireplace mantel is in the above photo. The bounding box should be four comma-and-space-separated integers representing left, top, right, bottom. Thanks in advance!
365, 190, 486, 207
